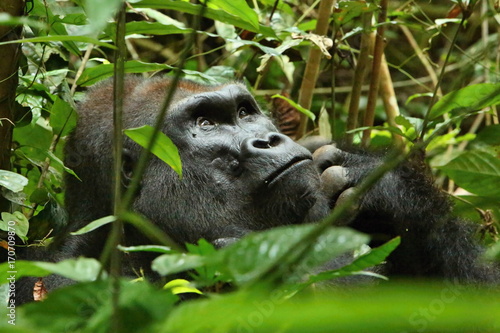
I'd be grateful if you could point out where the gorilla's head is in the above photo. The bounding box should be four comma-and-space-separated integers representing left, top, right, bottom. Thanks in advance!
65, 77, 323, 247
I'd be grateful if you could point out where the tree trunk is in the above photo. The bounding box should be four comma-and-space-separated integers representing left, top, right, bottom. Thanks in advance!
0, 1, 25, 212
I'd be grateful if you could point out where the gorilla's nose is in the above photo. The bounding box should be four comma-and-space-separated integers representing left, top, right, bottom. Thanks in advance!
240, 133, 289, 157
247, 133, 284, 149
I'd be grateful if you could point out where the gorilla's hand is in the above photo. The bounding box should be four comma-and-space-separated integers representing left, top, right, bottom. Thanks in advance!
311, 144, 361, 225
312, 143, 451, 234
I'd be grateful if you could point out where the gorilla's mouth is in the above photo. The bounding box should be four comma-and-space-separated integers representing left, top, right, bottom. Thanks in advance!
265, 156, 312, 186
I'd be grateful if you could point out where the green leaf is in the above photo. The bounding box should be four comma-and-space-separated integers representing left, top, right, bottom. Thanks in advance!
163, 279, 203, 295
0, 35, 114, 49
161, 284, 500, 333
29, 188, 50, 205
70, 215, 117, 235
84, 0, 123, 36
18, 280, 177, 333
0, 260, 52, 281
475, 124, 500, 146
438, 151, 500, 196
429, 83, 500, 120
76, 61, 173, 86
271, 94, 316, 121
101, 22, 191, 39
152, 253, 205, 276
0, 170, 28, 192
305, 237, 400, 285
129, 0, 261, 32
34, 257, 106, 282
117, 245, 173, 254
0, 257, 103, 282
207, 0, 259, 28
49, 97, 77, 137
125, 125, 182, 178
0, 212, 29, 240
215, 225, 368, 285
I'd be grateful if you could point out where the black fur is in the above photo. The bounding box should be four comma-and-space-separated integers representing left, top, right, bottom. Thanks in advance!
16, 76, 498, 304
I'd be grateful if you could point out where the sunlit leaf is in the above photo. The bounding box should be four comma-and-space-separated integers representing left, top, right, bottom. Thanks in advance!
0, 212, 29, 240
125, 125, 182, 178
0, 170, 28, 192
429, 83, 500, 120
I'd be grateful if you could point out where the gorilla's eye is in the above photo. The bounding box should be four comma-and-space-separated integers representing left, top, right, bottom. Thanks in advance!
238, 107, 250, 119
196, 117, 216, 127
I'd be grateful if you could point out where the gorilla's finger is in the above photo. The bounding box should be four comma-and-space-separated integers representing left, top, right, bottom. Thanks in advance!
320, 165, 349, 198
312, 144, 346, 172
332, 187, 360, 226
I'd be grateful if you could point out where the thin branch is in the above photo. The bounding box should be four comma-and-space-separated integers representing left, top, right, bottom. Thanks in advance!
362, 0, 388, 147
297, 0, 336, 139
345, 11, 373, 145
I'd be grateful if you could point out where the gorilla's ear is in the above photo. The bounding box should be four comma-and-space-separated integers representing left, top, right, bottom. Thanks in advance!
121, 149, 135, 188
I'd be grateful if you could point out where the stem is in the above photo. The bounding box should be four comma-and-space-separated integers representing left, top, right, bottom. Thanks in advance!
296, 0, 336, 139
362, 0, 388, 147
345, 11, 373, 145
110, 4, 127, 332
418, 16, 467, 141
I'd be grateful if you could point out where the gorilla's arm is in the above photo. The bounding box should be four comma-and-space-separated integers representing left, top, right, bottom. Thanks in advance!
312, 145, 500, 283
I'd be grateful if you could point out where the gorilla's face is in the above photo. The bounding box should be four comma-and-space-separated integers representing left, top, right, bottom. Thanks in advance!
132, 83, 321, 244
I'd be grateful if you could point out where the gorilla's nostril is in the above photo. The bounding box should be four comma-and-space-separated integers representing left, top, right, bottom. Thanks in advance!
252, 138, 271, 149
268, 134, 282, 147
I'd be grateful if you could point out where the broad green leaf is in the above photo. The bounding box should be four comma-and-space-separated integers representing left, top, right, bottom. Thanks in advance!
128, 0, 277, 37
0, 170, 28, 192
438, 151, 500, 196
271, 94, 316, 121
77, 61, 173, 86
0, 260, 52, 281
34, 258, 105, 282
215, 225, 368, 285
429, 83, 500, 120
49, 97, 77, 137
70, 215, 117, 235
0, 212, 29, 240
0, 257, 103, 282
125, 125, 182, 178
305, 237, 400, 285
207, 0, 258, 28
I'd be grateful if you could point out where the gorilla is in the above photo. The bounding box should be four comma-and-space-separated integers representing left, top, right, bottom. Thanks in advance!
16, 76, 499, 303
